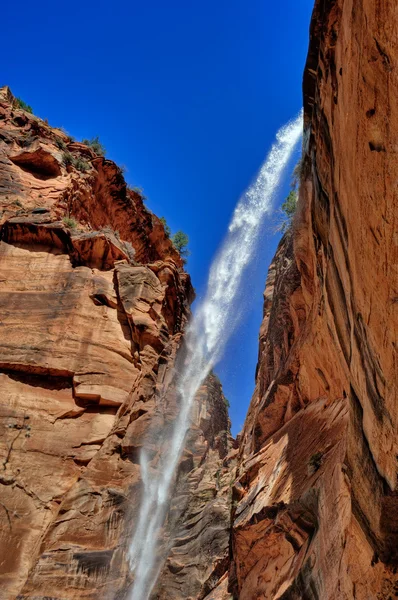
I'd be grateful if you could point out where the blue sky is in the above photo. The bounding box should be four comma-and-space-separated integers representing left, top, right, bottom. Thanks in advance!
3, 0, 313, 435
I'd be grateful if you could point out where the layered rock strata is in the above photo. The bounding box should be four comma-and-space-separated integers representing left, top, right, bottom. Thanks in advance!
0, 87, 234, 600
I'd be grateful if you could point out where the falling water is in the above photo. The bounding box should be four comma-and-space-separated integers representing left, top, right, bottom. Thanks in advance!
128, 110, 303, 600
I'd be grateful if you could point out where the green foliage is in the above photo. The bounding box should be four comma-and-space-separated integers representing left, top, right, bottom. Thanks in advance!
74, 157, 90, 172
15, 97, 33, 114
223, 396, 230, 409
131, 186, 147, 201
171, 230, 190, 258
57, 127, 75, 143
281, 190, 298, 219
100, 226, 120, 239
62, 151, 90, 172
63, 216, 77, 229
278, 190, 298, 234
56, 138, 67, 151
62, 152, 73, 166
277, 155, 303, 233
81, 135, 106, 156
160, 216, 171, 237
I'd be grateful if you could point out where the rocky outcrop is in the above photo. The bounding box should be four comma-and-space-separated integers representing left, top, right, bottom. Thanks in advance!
0, 87, 234, 600
229, 0, 398, 598
0, 85, 183, 268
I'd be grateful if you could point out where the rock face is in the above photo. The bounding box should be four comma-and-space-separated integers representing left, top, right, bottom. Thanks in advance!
229, 0, 398, 598
1, 0, 398, 596
155, 373, 236, 600
0, 87, 234, 599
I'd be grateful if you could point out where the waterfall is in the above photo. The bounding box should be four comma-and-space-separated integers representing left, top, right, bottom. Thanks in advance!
128, 110, 303, 600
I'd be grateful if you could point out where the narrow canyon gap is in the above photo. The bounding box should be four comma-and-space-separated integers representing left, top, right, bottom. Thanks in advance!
128, 113, 302, 600
0, 0, 397, 599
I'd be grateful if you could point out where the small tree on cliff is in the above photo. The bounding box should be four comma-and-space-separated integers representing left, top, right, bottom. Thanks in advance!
276, 155, 302, 233
82, 136, 106, 156
160, 216, 171, 237
14, 97, 33, 114
280, 190, 298, 231
171, 230, 190, 259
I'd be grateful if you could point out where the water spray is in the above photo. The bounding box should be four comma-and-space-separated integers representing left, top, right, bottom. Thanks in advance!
128, 110, 303, 600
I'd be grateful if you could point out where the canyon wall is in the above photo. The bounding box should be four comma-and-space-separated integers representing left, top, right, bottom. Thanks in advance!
229, 0, 398, 598
1, 0, 398, 597
0, 86, 234, 600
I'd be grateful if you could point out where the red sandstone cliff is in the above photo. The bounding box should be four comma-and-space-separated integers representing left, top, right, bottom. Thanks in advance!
0, 87, 234, 599
228, 0, 398, 598
1, 0, 398, 596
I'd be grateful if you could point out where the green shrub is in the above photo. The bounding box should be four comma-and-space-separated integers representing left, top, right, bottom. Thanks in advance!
131, 186, 147, 201
73, 157, 90, 172
100, 226, 121, 239
63, 216, 77, 229
281, 190, 298, 220
58, 127, 75, 143
223, 397, 230, 409
278, 189, 298, 234
62, 152, 73, 166
171, 230, 190, 258
56, 138, 67, 151
15, 97, 33, 114
81, 136, 106, 156
160, 216, 171, 237
277, 154, 303, 233
62, 151, 90, 172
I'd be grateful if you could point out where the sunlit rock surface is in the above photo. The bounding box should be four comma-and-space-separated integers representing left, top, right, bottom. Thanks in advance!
0, 87, 234, 599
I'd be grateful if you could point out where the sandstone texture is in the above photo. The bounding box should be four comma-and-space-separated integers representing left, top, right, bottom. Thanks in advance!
0, 87, 234, 600
1, 0, 398, 596
229, 0, 398, 598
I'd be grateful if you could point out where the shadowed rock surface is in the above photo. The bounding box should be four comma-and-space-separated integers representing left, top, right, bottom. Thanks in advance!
229, 0, 398, 597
